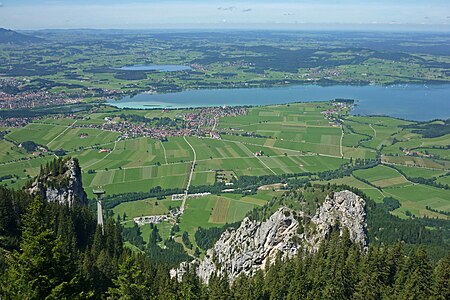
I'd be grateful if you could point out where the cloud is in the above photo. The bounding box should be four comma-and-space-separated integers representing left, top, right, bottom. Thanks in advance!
218, 6, 235, 11
2, 2, 450, 30
0, 3, 3, 7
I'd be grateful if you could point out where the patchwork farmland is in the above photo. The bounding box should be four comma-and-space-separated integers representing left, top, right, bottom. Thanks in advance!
0, 100, 449, 245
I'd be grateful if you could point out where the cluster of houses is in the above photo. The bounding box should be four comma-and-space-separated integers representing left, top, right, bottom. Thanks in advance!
73, 106, 248, 141
183, 106, 248, 130
171, 192, 211, 201
133, 215, 168, 225
255, 150, 264, 157
0, 89, 85, 110
300, 68, 343, 81
32, 146, 48, 156
402, 148, 434, 158
0, 113, 83, 129
133, 207, 182, 226
0, 117, 31, 128
321, 101, 353, 127
0, 77, 126, 110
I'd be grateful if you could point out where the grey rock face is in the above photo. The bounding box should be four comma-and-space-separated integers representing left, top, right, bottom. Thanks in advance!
308, 190, 367, 251
28, 158, 87, 207
171, 190, 367, 283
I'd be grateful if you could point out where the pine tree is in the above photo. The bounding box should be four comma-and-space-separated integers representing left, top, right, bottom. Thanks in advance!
287, 256, 307, 300
5, 197, 75, 298
149, 225, 162, 246
154, 264, 179, 299
265, 253, 286, 300
252, 269, 267, 300
208, 272, 231, 300
352, 247, 384, 300
394, 247, 434, 300
0, 188, 17, 238
232, 273, 254, 300
107, 255, 152, 299
180, 264, 202, 300
433, 254, 450, 300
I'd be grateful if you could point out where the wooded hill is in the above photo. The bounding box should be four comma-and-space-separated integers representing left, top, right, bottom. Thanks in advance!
0, 28, 43, 44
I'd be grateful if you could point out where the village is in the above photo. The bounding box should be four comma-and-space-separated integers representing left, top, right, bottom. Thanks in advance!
321, 99, 354, 127
0, 78, 125, 109
75, 105, 248, 141
0, 89, 84, 110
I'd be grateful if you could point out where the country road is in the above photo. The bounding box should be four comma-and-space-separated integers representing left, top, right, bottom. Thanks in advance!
181, 136, 197, 213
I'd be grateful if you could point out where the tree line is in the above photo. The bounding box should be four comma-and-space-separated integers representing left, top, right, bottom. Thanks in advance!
1, 178, 450, 298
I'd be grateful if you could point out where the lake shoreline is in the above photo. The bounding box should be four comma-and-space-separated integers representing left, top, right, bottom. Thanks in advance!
107, 83, 450, 121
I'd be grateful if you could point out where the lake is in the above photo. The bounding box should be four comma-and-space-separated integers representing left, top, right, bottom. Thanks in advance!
108, 84, 450, 121
113, 65, 192, 72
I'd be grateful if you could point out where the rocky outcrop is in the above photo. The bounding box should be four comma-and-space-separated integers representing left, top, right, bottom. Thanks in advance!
28, 158, 87, 207
307, 189, 367, 251
171, 190, 367, 283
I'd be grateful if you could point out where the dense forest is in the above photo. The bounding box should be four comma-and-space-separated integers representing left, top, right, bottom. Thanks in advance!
0, 159, 449, 299
404, 119, 450, 138
1, 192, 449, 300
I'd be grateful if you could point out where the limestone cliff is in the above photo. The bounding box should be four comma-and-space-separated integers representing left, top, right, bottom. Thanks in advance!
172, 190, 367, 283
28, 158, 87, 207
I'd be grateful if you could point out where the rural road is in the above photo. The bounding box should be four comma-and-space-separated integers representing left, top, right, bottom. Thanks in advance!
181, 136, 197, 213
46, 120, 78, 148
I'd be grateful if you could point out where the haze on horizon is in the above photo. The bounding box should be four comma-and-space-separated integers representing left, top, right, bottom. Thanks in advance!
0, 0, 449, 31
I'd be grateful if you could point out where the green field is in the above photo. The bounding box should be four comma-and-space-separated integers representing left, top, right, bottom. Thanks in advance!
384, 185, 450, 219
353, 165, 410, 188
177, 191, 280, 247
313, 175, 385, 203
7, 123, 68, 146
395, 165, 448, 179
0, 101, 449, 222
112, 197, 181, 220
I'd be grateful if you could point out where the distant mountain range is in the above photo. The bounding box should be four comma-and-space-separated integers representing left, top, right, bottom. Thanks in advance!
0, 28, 43, 44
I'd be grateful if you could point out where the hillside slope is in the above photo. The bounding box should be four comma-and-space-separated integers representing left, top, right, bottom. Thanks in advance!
0, 28, 43, 44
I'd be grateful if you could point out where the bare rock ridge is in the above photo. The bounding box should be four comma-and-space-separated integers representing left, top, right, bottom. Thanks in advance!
28, 158, 87, 207
171, 190, 367, 283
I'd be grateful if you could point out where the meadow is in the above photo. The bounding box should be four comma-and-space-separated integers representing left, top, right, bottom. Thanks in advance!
0, 100, 448, 235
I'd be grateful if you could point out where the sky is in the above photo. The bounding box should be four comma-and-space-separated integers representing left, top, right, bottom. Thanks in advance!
0, 0, 450, 30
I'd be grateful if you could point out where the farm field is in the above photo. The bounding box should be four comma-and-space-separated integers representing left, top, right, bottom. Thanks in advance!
353, 165, 410, 188
112, 197, 182, 221
315, 170, 450, 219
0, 140, 29, 163
0, 101, 448, 224
313, 175, 385, 203
6, 123, 69, 146
381, 155, 450, 170
177, 191, 281, 247
394, 165, 448, 179
436, 176, 450, 186
384, 185, 450, 219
